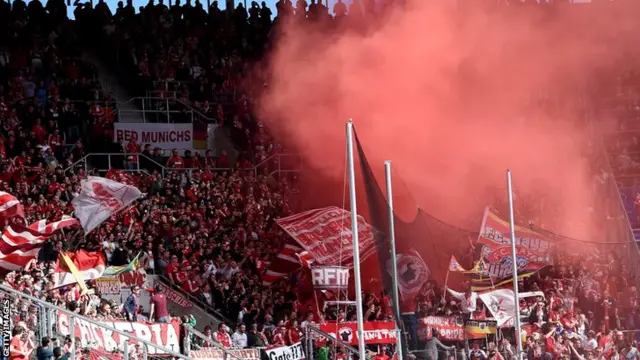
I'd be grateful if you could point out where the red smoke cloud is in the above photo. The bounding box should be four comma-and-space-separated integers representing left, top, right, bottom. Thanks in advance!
258, 3, 639, 239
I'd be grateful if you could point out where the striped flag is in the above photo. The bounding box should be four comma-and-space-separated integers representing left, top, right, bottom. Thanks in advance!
262, 243, 305, 285
0, 191, 24, 222
28, 215, 79, 235
0, 216, 80, 274
0, 224, 48, 274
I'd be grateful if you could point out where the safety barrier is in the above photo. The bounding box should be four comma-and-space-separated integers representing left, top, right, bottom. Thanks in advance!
0, 283, 190, 360
64, 152, 303, 179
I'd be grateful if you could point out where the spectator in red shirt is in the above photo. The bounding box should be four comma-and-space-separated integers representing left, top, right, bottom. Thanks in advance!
125, 139, 141, 170
149, 285, 171, 323
166, 149, 184, 168
215, 323, 232, 348
32, 119, 47, 144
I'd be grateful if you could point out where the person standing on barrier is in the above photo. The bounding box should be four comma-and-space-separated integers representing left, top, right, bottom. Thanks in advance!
123, 285, 140, 321
149, 285, 171, 323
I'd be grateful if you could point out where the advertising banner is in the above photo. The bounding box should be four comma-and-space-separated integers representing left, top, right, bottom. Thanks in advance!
477, 209, 553, 279
114, 123, 194, 150
318, 321, 398, 345
190, 349, 261, 360
417, 316, 465, 341
276, 207, 377, 266
265, 343, 305, 360
95, 276, 121, 295
56, 312, 181, 354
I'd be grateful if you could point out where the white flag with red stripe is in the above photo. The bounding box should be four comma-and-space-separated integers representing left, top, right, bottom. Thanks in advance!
29, 215, 80, 235
0, 191, 24, 222
72, 177, 142, 234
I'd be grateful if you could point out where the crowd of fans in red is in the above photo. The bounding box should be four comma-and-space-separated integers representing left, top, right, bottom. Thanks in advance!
2, 0, 640, 360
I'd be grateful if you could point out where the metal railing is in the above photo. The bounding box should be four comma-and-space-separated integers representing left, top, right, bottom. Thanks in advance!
158, 275, 232, 327
64, 152, 303, 179
0, 283, 191, 360
184, 326, 244, 360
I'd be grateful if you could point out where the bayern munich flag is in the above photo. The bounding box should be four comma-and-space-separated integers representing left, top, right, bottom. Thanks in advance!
72, 177, 142, 234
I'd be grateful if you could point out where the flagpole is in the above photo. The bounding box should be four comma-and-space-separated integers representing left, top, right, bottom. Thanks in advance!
384, 160, 404, 360
346, 120, 367, 359
507, 169, 524, 360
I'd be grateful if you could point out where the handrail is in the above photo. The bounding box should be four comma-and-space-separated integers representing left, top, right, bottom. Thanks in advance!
158, 275, 233, 326
64, 152, 302, 179
184, 324, 243, 360
176, 98, 214, 124
0, 283, 191, 359
307, 325, 359, 354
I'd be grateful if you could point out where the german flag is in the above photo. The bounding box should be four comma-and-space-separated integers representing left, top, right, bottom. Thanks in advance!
193, 123, 207, 150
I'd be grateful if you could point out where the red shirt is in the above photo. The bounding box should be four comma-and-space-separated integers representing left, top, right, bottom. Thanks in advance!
151, 293, 170, 320
215, 332, 231, 348
32, 125, 47, 143
167, 156, 184, 168
9, 335, 26, 360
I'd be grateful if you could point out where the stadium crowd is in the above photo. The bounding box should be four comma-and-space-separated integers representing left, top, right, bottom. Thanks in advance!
2, 0, 640, 360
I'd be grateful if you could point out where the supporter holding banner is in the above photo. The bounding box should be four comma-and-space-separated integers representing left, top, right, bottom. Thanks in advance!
114, 123, 194, 150
416, 317, 465, 342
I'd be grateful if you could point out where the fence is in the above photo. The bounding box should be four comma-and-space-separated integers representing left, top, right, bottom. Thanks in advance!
113, 97, 198, 124
0, 283, 190, 360
64, 152, 303, 179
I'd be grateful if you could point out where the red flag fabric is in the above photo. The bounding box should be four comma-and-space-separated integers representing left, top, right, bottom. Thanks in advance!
0, 224, 48, 273
54, 250, 107, 288
0, 191, 24, 223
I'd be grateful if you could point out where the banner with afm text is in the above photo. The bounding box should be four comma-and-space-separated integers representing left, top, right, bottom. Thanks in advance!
114, 123, 194, 150
190, 348, 261, 360
276, 206, 377, 266
417, 316, 464, 341
318, 321, 398, 345
265, 343, 305, 360
477, 208, 553, 279
56, 312, 181, 354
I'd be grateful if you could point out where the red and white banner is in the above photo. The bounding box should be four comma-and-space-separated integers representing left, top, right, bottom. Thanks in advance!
114, 123, 194, 150
72, 177, 142, 234
190, 349, 260, 360
0, 224, 47, 273
477, 208, 552, 279
478, 289, 517, 327
276, 207, 377, 266
319, 321, 398, 345
417, 316, 465, 341
56, 312, 181, 354
155, 281, 193, 308
265, 342, 305, 360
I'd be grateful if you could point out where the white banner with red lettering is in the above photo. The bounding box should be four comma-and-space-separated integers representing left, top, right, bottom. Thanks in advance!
318, 321, 398, 345
56, 312, 181, 354
265, 342, 305, 360
114, 123, 194, 149
276, 207, 377, 266
190, 348, 260, 360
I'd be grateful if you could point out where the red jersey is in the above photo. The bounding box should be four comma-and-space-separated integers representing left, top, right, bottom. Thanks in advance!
167, 156, 185, 168
215, 332, 231, 348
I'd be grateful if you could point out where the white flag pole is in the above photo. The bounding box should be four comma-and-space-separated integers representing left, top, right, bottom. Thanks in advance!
346, 120, 367, 359
384, 161, 404, 360
507, 169, 524, 360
